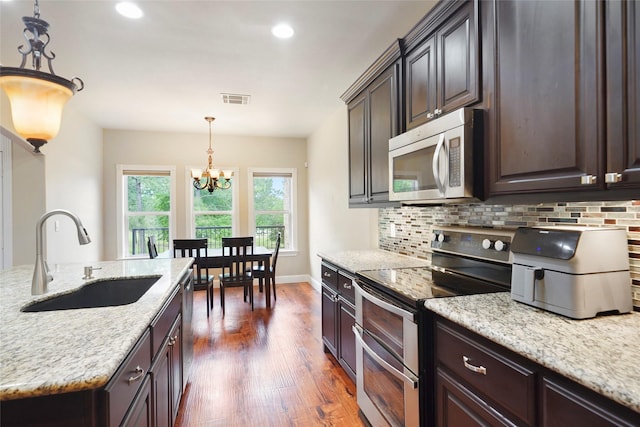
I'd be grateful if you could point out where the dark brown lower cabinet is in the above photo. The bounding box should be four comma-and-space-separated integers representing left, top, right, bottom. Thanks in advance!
320, 261, 356, 382
321, 284, 338, 356
121, 376, 153, 427
338, 299, 356, 380
432, 316, 640, 427
541, 376, 640, 427
436, 367, 514, 426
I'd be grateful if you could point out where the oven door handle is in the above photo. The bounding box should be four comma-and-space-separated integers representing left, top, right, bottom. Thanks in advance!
353, 325, 418, 389
353, 282, 415, 321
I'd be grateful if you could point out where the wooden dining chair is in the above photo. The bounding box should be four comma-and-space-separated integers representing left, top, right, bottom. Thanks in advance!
147, 236, 158, 259
250, 232, 281, 301
173, 239, 214, 316
219, 236, 254, 315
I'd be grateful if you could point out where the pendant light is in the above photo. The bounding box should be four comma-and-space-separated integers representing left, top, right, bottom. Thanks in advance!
191, 117, 232, 193
0, 0, 84, 153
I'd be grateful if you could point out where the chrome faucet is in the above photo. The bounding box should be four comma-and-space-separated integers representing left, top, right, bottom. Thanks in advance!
32, 209, 91, 295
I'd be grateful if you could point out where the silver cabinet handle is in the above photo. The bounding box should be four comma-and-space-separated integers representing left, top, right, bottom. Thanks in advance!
462, 356, 487, 375
426, 112, 434, 119
323, 271, 331, 278
127, 366, 145, 384
342, 281, 352, 290
353, 325, 418, 388
580, 175, 597, 185
434, 108, 442, 116
605, 172, 622, 184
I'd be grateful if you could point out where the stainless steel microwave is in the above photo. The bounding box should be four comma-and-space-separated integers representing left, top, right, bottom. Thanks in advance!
389, 108, 480, 204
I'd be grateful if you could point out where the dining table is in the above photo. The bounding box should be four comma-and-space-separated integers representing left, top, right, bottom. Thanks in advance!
174, 246, 275, 309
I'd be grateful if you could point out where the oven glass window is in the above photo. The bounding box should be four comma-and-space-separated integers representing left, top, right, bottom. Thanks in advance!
362, 339, 406, 426
392, 145, 437, 193
362, 296, 405, 360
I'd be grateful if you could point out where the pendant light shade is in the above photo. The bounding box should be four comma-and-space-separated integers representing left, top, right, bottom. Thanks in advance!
0, 1, 83, 153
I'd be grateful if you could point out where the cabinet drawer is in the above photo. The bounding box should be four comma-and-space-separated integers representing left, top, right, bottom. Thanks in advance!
436, 321, 537, 425
151, 288, 181, 357
337, 272, 355, 303
321, 263, 338, 290
104, 328, 151, 427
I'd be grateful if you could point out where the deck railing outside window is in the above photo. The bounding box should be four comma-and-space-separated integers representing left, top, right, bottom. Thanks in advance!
132, 225, 284, 255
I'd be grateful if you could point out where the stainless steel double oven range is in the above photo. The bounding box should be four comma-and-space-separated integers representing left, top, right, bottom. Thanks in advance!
353, 226, 515, 427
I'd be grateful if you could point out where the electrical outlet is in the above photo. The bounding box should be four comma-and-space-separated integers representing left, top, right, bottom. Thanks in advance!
54, 220, 60, 232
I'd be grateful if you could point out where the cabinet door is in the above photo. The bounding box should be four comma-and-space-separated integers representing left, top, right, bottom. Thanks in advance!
486, 0, 603, 195
348, 93, 368, 205
368, 65, 398, 202
121, 376, 153, 427
606, 0, 640, 188
436, 368, 516, 427
436, 1, 479, 114
541, 376, 640, 427
170, 318, 183, 425
152, 343, 172, 427
406, 35, 437, 129
321, 285, 338, 356
338, 300, 356, 382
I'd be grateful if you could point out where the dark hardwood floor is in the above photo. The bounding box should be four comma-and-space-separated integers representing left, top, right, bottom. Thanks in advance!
175, 282, 365, 427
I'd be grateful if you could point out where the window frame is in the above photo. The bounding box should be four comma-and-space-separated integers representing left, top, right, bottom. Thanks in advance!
116, 164, 177, 259
185, 166, 240, 243
247, 167, 298, 254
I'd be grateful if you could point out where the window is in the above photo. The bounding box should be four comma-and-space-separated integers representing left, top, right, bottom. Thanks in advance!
116, 165, 176, 259
186, 167, 239, 248
248, 168, 297, 252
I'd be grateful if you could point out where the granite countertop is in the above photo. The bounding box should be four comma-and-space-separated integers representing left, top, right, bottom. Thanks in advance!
0, 258, 192, 401
425, 293, 640, 413
318, 249, 429, 274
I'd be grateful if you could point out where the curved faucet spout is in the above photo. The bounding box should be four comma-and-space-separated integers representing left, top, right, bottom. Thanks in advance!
32, 209, 91, 295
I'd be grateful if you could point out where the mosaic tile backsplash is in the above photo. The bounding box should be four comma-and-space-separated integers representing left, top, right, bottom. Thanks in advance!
378, 200, 640, 309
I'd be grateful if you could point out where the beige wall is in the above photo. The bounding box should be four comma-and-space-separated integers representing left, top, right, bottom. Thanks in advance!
306, 105, 378, 289
1, 97, 103, 267
102, 129, 309, 279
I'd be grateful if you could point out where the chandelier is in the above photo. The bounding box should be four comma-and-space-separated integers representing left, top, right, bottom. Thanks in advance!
0, 0, 84, 153
191, 117, 232, 193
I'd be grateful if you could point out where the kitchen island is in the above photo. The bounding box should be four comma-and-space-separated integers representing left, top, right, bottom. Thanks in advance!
425, 292, 640, 422
0, 258, 193, 426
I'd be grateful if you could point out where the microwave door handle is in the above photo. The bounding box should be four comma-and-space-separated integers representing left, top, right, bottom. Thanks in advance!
432, 133, 446, 196
352, 325, 419, 389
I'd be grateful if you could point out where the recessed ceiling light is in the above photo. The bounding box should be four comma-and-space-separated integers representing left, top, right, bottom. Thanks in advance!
116, 2, 143, 19
271, 23, 294, 39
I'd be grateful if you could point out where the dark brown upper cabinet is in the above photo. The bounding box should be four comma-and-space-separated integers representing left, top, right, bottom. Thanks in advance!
342, 41, 401, 207
404, 0, 480, 130
483, 0, 640, 197
605, 0, 640, 189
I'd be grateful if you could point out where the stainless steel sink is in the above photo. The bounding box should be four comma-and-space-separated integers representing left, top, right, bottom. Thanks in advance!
21, 276, 161, 312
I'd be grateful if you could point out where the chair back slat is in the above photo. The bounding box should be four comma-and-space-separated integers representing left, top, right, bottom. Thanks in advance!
271, 232, 281, 271
173, 238, 208, 258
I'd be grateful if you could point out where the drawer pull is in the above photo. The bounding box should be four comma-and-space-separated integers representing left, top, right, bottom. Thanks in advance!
323, 271, 331, 278
342, 282, 352, 290
127, 366, 145, 384
463, 356, 487, 375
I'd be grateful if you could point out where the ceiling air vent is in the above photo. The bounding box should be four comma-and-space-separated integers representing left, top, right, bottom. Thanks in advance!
221, 93, 251, 105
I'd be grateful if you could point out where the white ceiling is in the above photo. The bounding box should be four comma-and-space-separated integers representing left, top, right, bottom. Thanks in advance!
0, 0, 436, 138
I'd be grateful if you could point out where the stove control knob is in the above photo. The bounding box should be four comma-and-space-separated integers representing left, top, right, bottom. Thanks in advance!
494, 240, 506, 252
482, 239, 492, 249
431, 232, 438, 242
437, 233, 445, 243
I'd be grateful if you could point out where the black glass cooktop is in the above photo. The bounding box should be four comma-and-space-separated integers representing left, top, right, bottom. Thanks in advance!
357, 267, 456, 304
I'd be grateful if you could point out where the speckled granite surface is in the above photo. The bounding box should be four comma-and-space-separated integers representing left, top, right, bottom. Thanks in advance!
425, 293, 640, 413
318, 249, 429, 274
0, 258, 192, 401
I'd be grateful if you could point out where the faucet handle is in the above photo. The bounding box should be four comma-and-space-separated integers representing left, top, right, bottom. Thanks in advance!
83, 266, 102, 280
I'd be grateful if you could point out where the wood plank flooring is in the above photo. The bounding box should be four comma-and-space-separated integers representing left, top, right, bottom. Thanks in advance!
175, 282, 365, 427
